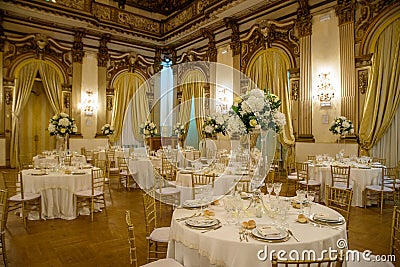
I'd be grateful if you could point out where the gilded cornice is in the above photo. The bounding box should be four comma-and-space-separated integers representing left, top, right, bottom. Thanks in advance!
335, 0, 355, 26
355, 0, 398, 42
224, 17, 241, 57
201, 29, 217, 62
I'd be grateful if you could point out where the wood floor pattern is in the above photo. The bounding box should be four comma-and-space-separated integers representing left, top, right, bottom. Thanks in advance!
0, 173, 395, 267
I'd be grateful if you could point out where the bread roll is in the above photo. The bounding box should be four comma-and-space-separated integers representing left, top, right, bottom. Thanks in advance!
297, 213, 307, 223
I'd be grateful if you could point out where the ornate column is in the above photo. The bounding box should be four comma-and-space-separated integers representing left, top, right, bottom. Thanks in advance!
335, 0, 357, 139
295, 2, 314, 142
0, 11, 5, 136
97, 34, 110, 135
224, 17, 241, 96
71, 28, 85, 135
202, 29, 217, 113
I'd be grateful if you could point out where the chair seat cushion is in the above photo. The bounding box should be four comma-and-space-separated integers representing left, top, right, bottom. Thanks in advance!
75, 189, 103, 197
332, 183, 352, 190
149, 227, 170, 242
287, 175, 298, 180
365, 185, 393, 192
299, 180, 321, 186
156, 187, 180, 195
384, 182, 400, 189
141, 258, 184, 267
9, 192, 40, 202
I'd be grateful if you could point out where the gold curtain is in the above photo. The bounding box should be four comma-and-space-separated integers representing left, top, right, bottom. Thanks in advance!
38, 63, 62, 113
247, 48, 296, 146
110, 73, 146, 142
178, 70, 205, 141
359, 19, 400, 152
10, 61, 41, 167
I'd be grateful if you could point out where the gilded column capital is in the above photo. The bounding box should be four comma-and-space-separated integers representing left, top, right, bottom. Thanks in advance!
98, 34, 110, 67
72, 28, 85, 64
224, 17, 241, 56
202, 29, 217, 62
153, 48, 162, 74
295, 6, 312, 37
335, 0, 355, 25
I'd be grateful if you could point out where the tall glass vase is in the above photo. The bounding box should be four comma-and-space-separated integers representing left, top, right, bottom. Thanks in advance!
257, 129, 277, 180
57, 134, 68, 152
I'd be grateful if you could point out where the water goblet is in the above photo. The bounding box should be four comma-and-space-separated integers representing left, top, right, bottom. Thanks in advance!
307, 191, 315, 216
273, 182, 282, 200
296, 189, 306, 214
267, 183, 274, 201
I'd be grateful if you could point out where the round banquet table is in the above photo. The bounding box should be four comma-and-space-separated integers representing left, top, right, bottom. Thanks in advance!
128, 157, 161, 189
308, 164, 382, 207
22, 169, 92, 220
167, 196, 347, 267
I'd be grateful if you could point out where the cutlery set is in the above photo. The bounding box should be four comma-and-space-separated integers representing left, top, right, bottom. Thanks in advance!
239, 228, 249, 242
176, 213, 201, 222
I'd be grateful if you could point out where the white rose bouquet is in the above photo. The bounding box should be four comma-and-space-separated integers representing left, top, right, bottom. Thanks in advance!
202, 113, 228, 138
140, 120, 157, 138
48, 112, 77, 137
231, 89, 286, 133
173, 122, 186, 137
101, 124, 114, 136
329, 116, 354, 135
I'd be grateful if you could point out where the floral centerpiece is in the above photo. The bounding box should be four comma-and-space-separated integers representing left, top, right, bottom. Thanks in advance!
140, 120, 157, 138
172, 122, 186, 137
329, 116, 354, 136
231, 89, 286, 133
202, 113, 228, 138
48, 112, 77, 137
101, 123, 114, 136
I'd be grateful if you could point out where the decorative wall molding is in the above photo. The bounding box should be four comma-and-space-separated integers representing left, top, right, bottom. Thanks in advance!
98, 34, 110, 68
72, 28, 85, 64
224, 17, 241, 57
357, 69, 369, 94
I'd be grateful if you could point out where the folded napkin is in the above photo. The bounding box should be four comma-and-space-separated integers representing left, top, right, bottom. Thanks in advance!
313, 213, 340, 222
257, 226, 281, 237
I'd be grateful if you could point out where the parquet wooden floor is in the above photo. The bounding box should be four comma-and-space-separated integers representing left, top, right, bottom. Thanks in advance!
0, 171, 395, 267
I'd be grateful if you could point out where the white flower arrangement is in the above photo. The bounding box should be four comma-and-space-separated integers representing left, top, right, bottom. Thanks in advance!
231, 89, 286, 133
172, 122, 186, 137
225, 113, 247, 136
140, 120, 157, 138
202, 113, 228, 138
101, 124, 114, 136
329, 116, 354, 135
48, 112, 77, 137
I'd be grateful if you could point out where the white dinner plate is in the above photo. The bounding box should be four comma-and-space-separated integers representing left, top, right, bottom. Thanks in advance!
182, 200, 208, 208
311, 213, 345, 224
185, 218, 219, 228
251, 226, 288, 240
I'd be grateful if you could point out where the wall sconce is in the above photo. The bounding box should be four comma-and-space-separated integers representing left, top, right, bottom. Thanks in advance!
82, 91, 96, 116
316, 72, 335, 107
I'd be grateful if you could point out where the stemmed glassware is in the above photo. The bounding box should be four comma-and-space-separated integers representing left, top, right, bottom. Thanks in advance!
296, 189, 306, 215
307, 191, 315, 216
266, 183, 274, 201
273, 182, 282, 200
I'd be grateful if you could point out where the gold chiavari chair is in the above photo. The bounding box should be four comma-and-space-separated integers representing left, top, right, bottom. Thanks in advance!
81, 147, 94, 165
118, 157, 138, 191
142, 191, 169, 263
94, 159, 112, 200
364, 167, 395, 214
271, 252, 343, 267
1, 171, 41, 228
125, 210, 184, 267
75, 168, 107, 222
0, 189, 8, 266
307, 155, 316, 161
234, 179, 251, 193
191, 173, 215, 199
298, 163, 321, 202
330, 165, 352, 189
192, 150, 201, 161
390, 206, 400, 266
64, 154, 72, 166
325, 185, 353, 229
372, 157, 387, 166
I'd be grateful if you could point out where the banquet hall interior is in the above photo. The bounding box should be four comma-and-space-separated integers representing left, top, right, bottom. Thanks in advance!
0, 0, 399, 266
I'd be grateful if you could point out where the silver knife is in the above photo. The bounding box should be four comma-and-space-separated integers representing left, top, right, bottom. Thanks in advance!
287, 229, 300, 242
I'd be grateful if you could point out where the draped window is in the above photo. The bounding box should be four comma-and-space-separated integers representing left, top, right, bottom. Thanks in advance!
178, 70, 206, 142
359, 18, 400, 166
247, 48, 296, 147
10, 60, 63, 167
110, 73, 148, 143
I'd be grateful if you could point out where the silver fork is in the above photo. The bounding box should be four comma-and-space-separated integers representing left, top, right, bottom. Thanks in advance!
176, 213, 200, 222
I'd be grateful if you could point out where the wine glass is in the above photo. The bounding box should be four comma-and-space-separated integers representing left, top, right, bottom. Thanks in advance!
296, 189, 306, 214
266, 183, 274, 201
273, 182, 282, 200
307, 191, 315, 216
223, 196, 235, 225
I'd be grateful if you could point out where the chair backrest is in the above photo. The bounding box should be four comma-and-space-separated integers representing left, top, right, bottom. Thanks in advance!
20, 160, 34, 170
0, 189, 8, 232
142, 191, 157, 236
191, 173, 215, 199
125, 210, 138, 267
192, 150, 201, 160
381, 167, 397, 191
390, 206, 400, 265
64, 154, 72, 166
94, 160, 108, 178
234, 179, 251, 193
1, 171, 23, 199
296, 162, 309, 182
330, 165, 351, 188
307, 155, 316, 161
106, 150, 116, 165
271, 252, 343, 267
91, 168, 105, 195
372, 157, 386, 165
325, 185, 353, 228
92, 152, 99, 165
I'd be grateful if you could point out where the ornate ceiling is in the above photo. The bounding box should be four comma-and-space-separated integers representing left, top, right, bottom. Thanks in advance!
125, 0, 196, 15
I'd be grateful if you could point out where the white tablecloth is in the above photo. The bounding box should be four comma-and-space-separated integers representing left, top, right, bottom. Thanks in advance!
22, 169, 92, 220
33, 155, 59, 168
128, 158, 161, 190
308, 165, 381, 207
168, 198, 347, 267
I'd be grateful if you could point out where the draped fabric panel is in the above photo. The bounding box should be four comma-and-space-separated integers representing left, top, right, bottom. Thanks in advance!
359, 19, 400, 156
110, 73, 146, 142
247, 49, 296, 147
179, 70, 205, 142
371, 104, 400, 167
38, 63, 62, 114
10, 61, 41, 167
